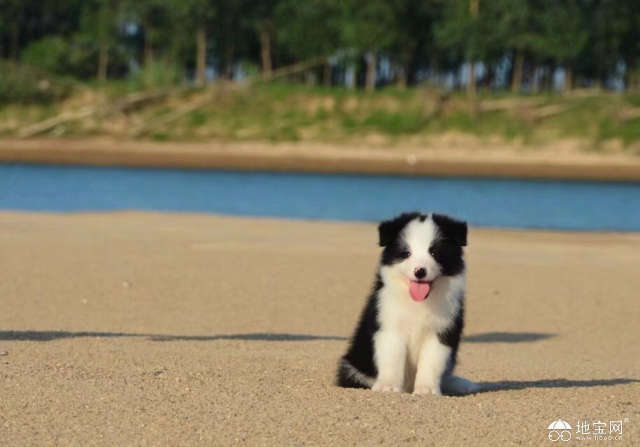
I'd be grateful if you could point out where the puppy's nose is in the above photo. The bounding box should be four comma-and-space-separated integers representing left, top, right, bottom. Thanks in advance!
414, 267, 427, 279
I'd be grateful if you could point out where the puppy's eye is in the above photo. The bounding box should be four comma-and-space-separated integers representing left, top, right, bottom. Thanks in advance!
399, 250, 411, 259
429, 248, 436, 257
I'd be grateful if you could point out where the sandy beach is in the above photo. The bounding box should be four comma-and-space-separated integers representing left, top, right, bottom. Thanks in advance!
2, 138, 640, 181
1, 211, 639, 446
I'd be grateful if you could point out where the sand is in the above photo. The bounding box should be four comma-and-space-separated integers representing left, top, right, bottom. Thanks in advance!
2, 138, 640, 181
1, 211, 638, 446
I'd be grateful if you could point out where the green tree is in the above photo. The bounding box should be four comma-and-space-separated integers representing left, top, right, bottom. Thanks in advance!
245, 0, 280, 77
492, 0, 539, 93
172, 0, 216, 86
341, 0, 396, 91
211, 0, 248, 79
123, 0, 173, 67
275, 0, 342, 84
619, 0, 640, 89
387, 0, 443, 87
536, 0, 586, 91
79, 0, 121, 81
0, 0, 25, 60
577, 0, 628, 88
436, 0, 500, 95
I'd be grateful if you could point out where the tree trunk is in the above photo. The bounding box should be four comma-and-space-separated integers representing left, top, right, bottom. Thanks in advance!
395, 67, 407, 89
305, 71, 315, 85
365, 52, 376, 92
595, 77, 603, 90
467, 0, 478, 97
632, 72, 640, 92
511, 49, 524, 93
259, 25, 272, 78
563, 66, 573, 92
97, 40, 109, 81
143, 31, 154, 66
9, 25, 19, 61
196, 27, 207, 86
323, 60, 331, 86
345, 63, 356, 89
467, 62, 476, 97
531, 65, 540, 94
223, 41, 235, 79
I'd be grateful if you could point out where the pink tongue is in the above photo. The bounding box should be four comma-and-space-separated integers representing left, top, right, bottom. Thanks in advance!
409, 281, 431, 301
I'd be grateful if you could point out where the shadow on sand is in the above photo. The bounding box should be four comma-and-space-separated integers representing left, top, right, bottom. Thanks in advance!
0, 330, 556, 343
0, 330, 347, 342
463, 332, 555, 343
477, 378, 639, 393
2, 330, 635, 393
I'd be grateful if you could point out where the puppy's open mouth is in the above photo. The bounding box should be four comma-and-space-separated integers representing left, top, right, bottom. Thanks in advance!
409, 280, 432, 302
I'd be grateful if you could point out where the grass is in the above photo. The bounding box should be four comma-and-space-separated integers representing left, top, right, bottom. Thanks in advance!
1, 81, 639, 151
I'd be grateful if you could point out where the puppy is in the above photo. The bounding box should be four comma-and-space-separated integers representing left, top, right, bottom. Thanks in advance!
336, 212, 478, 395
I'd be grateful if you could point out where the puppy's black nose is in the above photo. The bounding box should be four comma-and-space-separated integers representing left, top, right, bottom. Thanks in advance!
414, 267, 427, 279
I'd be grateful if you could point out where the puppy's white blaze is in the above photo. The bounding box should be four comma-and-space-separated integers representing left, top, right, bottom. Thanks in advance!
399, 216, 442, 281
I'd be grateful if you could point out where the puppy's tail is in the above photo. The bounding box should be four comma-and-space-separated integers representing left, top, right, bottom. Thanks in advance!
441, 375, 481, 396
336, 357, 374, 389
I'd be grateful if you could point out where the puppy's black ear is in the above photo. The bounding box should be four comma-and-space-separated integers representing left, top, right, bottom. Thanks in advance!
432, 214, 468, 246
378, 212, 421, 247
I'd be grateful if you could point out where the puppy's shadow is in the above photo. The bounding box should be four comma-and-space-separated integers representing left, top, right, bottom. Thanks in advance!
476, 378, 639, 393
463, 332, 555, 343
0, 330, 347, 342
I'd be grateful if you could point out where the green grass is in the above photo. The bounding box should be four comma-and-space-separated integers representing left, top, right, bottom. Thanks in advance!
2, 80, 639, 151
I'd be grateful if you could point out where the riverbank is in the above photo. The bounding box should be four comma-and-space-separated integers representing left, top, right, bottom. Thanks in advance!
1, 211, 638, 446
2, 137, 640, 181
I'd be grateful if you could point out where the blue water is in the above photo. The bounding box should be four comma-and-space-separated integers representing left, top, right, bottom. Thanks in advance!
1, 163, 639, 231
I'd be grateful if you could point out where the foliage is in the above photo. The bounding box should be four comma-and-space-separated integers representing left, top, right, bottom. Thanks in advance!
0, 0, 638, 92
0, 61, 74, 103
275, 0, 342, 60
131, 60, 180, 89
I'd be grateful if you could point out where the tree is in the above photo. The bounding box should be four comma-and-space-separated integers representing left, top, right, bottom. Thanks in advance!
123, 0, 173, 67
341, 0, 396, 91
619, 0, 640, 90
246, 0, 279, 77
275, 0, 342, 84
436, 0, 501, 95
79, 0, 120, 81
210, 0, 247, 79
0, 0, 25, 60
536, 0, 586, 91
490, 0, 543, 93
576, 0, 628, 88
387, 0, 443, 87
172, 0, 216, 86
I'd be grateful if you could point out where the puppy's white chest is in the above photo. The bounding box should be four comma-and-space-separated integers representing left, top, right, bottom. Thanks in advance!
378, 286, 452, 331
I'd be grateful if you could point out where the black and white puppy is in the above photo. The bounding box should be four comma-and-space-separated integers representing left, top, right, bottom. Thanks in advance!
337, 212, 478, 395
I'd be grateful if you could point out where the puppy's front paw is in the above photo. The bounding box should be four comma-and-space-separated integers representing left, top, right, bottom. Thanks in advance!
413, 384, 442, 396
372, 381, 402, 393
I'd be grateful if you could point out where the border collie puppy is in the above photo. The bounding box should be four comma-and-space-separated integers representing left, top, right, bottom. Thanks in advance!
336, 212, 478, 395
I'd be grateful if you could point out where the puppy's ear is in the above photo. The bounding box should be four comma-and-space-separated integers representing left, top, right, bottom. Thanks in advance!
432, 214, 468, 246
378, 212, 420, 247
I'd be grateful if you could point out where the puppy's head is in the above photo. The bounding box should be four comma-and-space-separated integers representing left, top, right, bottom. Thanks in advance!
378, 212, 467, 301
